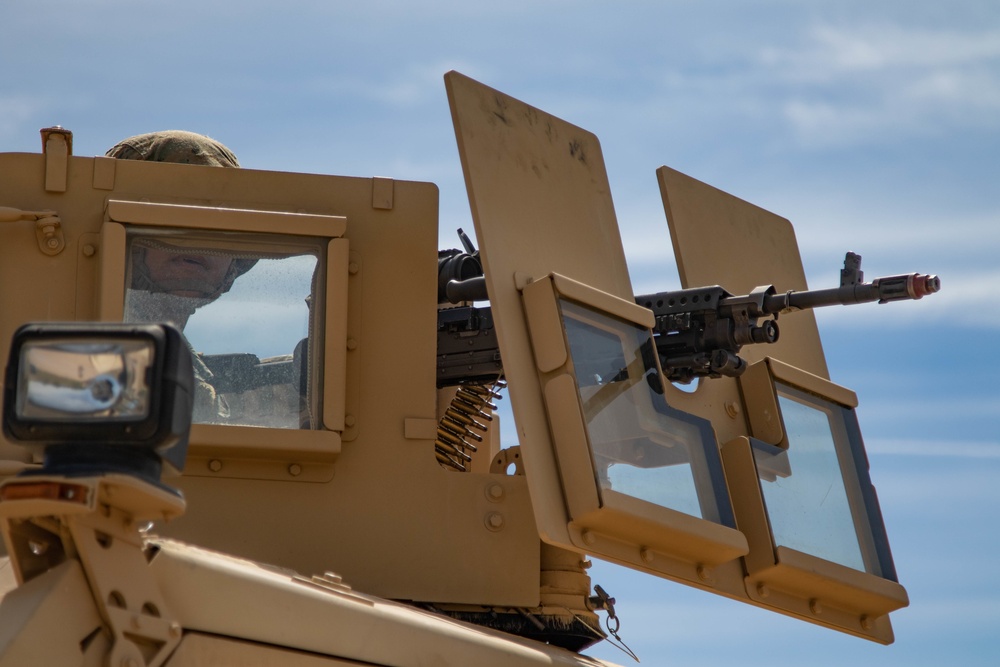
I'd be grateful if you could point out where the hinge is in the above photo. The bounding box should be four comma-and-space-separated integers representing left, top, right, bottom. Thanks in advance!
41, 126, 73, 193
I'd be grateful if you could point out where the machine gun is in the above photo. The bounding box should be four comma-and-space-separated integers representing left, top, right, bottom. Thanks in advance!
636, 252, 940, 384
436, 229, 501, 387
436, 232, 940, 387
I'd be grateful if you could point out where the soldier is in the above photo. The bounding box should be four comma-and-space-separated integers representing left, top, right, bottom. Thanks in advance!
107, 130, 250, 329
107, 131, 251, 422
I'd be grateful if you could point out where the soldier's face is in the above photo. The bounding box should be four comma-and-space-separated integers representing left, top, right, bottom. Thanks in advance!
143, 248, 233, 298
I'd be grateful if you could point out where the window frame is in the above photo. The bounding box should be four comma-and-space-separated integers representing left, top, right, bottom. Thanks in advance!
98, 199, 348, 480
521, 272, 748, 584
724, 357, 908, 641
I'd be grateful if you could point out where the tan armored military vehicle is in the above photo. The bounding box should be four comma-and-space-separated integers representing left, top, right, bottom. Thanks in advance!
0, 72, 938, 666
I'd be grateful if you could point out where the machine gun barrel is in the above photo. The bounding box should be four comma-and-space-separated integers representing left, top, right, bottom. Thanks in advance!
758, 271, 940, 314
637, 252, 940, 383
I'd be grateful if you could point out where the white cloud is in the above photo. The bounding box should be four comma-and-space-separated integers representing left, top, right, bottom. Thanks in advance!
809, 24, 1000, 71
781, 100, 884, 144
757, 23, 1000, 82
792, 210, 1000, 259
317, 60, 480, 109
904, 68, 1000, 112
753, 24, 1000, 145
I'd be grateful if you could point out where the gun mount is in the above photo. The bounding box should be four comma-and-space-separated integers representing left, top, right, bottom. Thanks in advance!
637, 252, 940, 384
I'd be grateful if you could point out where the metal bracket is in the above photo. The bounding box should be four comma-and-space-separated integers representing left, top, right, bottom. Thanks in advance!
41, 126, 73, 193
34, 214, 65, 255
372, 176, 394, 210
490, 446, 524, 475
0, 206, 65, 255
68, 509, 182, 667
0, 475, 186, 667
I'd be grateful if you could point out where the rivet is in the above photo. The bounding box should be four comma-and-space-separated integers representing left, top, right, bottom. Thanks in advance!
348, 262, 359, 275
346, 338, 358, 351
83, 244, 96, 257
169, 622, 182, 638
809, 598, 823, 615
288, 464, 303, 477
208, 459, 223, 472
581, 530, 596, 546
860, 615, 873, 631
696, 565, 712, 581
640, 548, 654, 564
344, 414, 356, 427
724, 401, 740, 419
756, 583, 770, 598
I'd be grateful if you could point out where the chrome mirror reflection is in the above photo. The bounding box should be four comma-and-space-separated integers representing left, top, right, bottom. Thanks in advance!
17, 339, 153, 420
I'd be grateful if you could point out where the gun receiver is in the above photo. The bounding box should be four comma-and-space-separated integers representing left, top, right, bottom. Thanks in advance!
636, 252, 940, 384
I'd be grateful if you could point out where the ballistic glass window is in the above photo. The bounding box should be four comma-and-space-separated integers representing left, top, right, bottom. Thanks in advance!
752, 382, 894, 579
559, 299, 735, 528
123, 229, 321, 430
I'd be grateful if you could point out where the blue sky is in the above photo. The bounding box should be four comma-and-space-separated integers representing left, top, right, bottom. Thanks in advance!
3, 2, 998, 665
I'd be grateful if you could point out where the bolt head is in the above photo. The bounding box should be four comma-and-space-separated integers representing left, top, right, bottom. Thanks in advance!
485, 512, 505, 531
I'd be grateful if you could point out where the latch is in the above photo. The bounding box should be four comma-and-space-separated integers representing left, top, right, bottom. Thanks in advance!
589, 584, 639, 662
0, 206, 65, 256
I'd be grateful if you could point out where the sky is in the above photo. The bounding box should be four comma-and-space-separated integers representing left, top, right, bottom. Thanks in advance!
3, 1, 998, 665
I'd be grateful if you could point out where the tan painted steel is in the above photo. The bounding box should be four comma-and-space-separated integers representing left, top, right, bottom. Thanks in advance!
655, 166, 831, 450
446, 71, 635, 556
0, 148, 540, 608
0, 560, 108, 665
446, 72, 905, 643
149, 539, 610, 667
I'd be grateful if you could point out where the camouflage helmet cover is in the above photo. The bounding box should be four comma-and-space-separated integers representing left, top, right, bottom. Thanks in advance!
107, 130, 254, 295
105, 130, 240, 168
